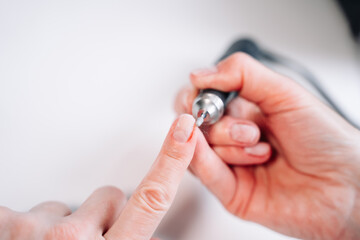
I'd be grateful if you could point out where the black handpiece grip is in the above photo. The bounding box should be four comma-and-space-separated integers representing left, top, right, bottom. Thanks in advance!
200, 38, 262, 107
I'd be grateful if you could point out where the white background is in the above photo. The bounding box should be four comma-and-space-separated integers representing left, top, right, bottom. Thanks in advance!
0, 0, 359, 239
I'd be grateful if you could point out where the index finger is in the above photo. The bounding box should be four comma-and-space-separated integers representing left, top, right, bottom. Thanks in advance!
190, 53, 311, 115
105, 114, 197, 240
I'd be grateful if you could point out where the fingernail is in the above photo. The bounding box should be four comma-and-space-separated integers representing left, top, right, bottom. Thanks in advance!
230, 123, 257, 143
173, 114, 195, 143
244, 143, 270, 156
191, 67, 218, 77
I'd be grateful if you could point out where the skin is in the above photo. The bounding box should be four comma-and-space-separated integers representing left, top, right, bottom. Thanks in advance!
174, 53, 360, 240
1, 53, 360, 240
0, 114, 198, 240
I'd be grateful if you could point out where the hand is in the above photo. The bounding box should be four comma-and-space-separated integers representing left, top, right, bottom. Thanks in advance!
175, 53, 360, 240
0, 114, 198, 240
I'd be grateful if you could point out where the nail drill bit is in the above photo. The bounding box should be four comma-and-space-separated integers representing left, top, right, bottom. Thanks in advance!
192, 90, 237, 127
195, 112, 207, 127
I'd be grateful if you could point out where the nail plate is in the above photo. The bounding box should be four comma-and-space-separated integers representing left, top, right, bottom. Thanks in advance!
244, 143, 270, 156
173, 114, 195, 143
191, 67, 218, 77
230, 123, 257, 143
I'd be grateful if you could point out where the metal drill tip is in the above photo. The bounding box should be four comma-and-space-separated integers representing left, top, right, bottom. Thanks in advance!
196, 117, 204, 127
195, 112, 207, 127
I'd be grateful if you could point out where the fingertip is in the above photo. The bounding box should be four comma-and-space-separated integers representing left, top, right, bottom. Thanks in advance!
207, 116, 261, 147
190, 67, 218, 78
213, 142, 272, 165
244, 142, 272, 157
230, 122, 260, 145
190, 71, 237, 92
189, 60, 245, 92
189, 67, 219, 90
157, 114, 199, 167
92, 186, 127, 205
172, 114, 196, 143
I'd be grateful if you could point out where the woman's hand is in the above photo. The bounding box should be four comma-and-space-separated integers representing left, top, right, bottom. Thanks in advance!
0, 114, 198, 240
175, 53, 360, 240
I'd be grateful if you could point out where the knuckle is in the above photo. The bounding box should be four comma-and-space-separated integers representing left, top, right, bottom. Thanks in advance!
230, 52, 251, 64
44, 221, 80, 240
224, 194, 251, 220
93, 185, 127, 215
133, 184, 171, 214
224, 198, 240, 216
163, 147, 187, 166
94, 186, 125, 200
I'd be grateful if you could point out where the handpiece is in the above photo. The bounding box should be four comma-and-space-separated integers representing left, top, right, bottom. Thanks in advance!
192, 90, 237, 126
192, 39, 261, 127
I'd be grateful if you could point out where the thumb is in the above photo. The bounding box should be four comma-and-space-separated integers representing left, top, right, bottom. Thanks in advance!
190, 52, 312, 115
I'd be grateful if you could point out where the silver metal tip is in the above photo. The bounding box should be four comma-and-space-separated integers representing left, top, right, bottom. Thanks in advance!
195, 112, 207, 127
196, 117, 204, 127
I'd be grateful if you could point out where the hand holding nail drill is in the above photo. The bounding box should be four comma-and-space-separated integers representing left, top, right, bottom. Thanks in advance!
175, 52, 360, 240
1, 52, 360, 239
